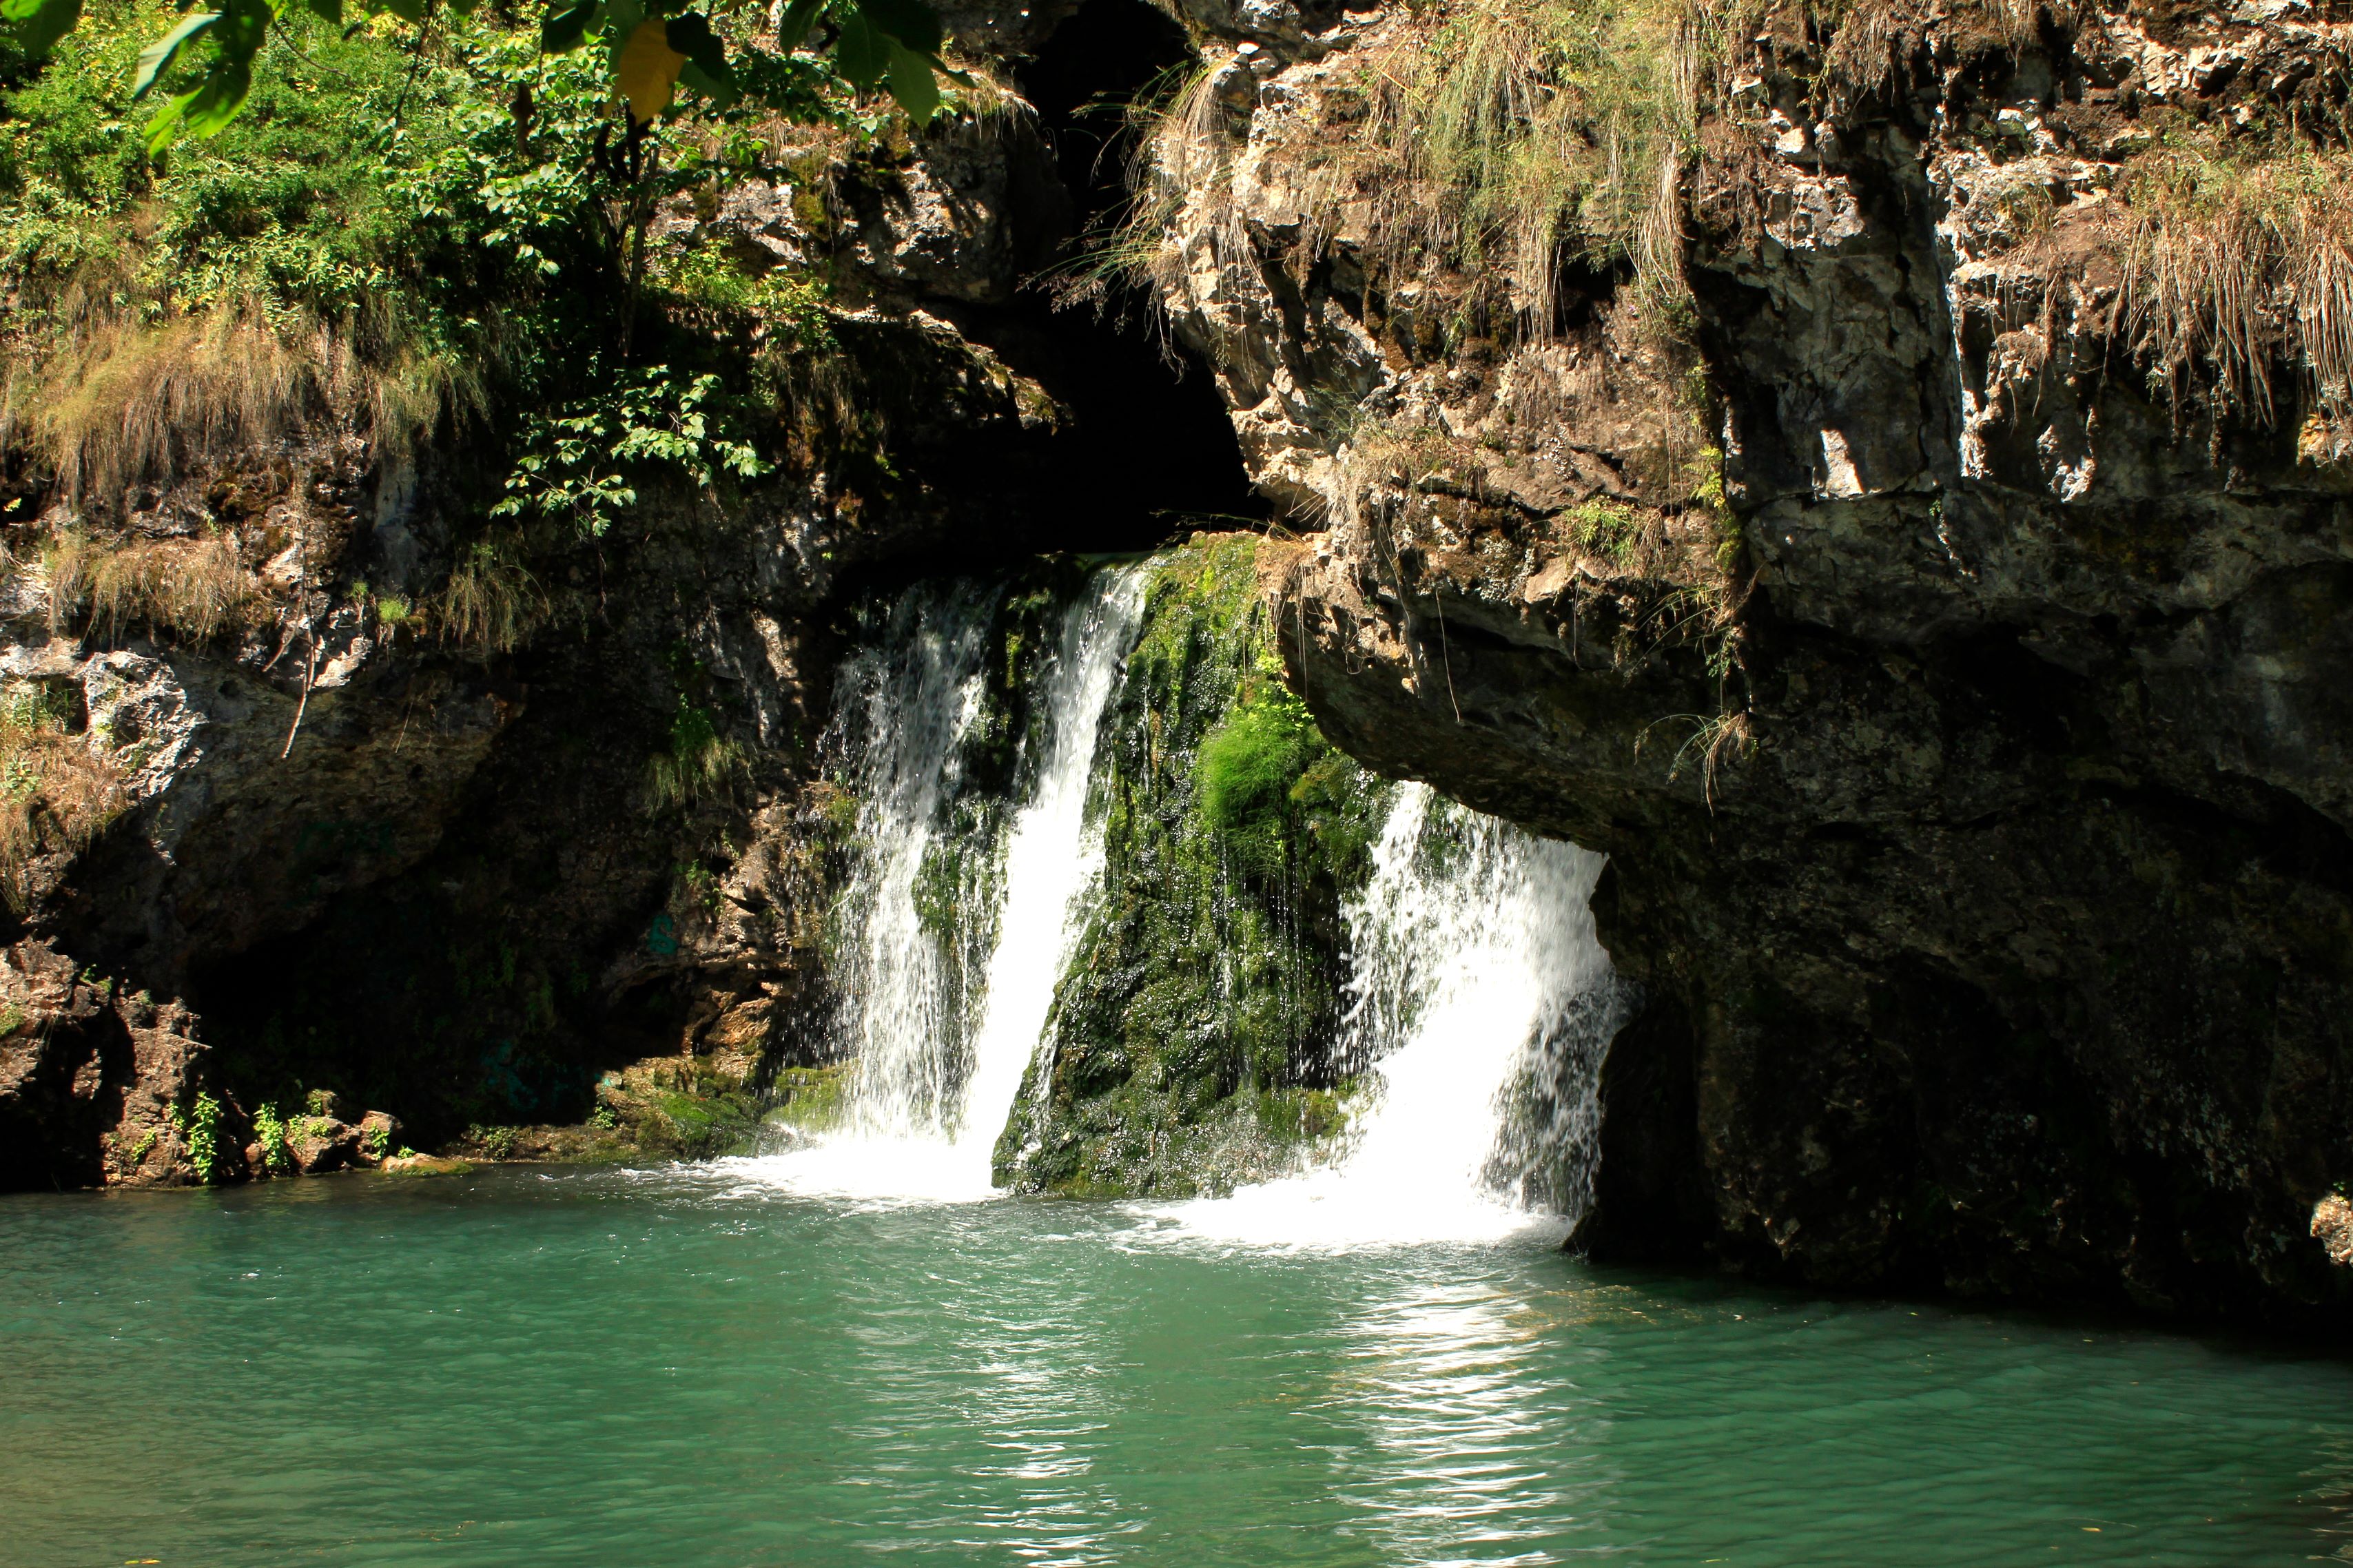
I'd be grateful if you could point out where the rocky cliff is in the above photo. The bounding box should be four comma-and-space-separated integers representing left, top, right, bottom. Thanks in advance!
6, 0, 2349, 1330
1127, 0, 2353, 1325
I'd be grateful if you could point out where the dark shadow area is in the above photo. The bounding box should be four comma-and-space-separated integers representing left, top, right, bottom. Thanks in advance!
923, 0, 1262, 560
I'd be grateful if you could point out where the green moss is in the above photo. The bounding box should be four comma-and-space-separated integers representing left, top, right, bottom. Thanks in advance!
995, 537, 1390, 1197
766, 1064, 854, 1135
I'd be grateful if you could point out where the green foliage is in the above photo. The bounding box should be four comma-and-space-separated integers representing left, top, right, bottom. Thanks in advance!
251, 1100, 294, 1175
361, 1117, 393, 1157
6, 0, 957, 156
646, 690, 745, 811
183, 1089, 225, 1183
493, 362, 766, 537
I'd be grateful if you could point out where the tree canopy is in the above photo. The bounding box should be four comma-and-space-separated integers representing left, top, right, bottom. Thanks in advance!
1, 0, 955, 150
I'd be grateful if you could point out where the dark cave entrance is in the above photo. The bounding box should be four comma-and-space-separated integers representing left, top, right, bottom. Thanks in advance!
920, 0, 1263, 561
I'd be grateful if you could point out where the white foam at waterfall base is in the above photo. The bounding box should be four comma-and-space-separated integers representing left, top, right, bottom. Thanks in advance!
741, 569, 1147, 1205
1143, 783, 1619, 1250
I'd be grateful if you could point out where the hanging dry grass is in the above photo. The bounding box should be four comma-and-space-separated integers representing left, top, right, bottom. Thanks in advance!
0, 681, 125, 912
430, 536, 548, 655
1, 301, 477, 514
2113, 145, 2353, 441
45, 532, 263, 645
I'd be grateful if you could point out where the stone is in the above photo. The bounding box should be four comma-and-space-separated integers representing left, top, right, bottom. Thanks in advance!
2316, 1195, 2353, 1269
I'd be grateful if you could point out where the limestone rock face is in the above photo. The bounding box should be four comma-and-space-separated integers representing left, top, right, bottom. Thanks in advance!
0, 938, 207, 1188
1155, 1, 2353, 1323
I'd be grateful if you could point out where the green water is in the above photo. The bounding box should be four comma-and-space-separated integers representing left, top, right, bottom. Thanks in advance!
5, 1166, 2350, 1567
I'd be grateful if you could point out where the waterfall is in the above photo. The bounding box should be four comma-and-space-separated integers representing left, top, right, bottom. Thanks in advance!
749, 550, 1627, 1242
824, 581, 1000, 1142
1155, 783, 1630, 1248
950, 568, 1147, 1165
760, 568, 1146, 1201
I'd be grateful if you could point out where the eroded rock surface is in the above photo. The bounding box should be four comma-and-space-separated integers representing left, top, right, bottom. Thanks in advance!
1139, 0, 2353, 1323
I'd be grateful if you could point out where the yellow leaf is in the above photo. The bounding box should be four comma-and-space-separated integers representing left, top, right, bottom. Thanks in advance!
616, 19, 685, 125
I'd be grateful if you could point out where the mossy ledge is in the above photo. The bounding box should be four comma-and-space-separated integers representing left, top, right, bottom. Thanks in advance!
996, 534, 1389, 1198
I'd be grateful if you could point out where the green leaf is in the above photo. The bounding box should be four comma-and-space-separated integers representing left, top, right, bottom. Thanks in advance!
884, 37, 936, 122
2, 0, 83, 59
676, 56, 739, 110
852, 0, 938, 57
664, 11, 724, 80
132, 10, 220, 100
139, 0, 268, 146
773, 0, 819, 50
294, 0, 340, 21
143, 61, 245, 151
832, 9, 883, 92
377, 0, 427, 18
540, 0, 599, 52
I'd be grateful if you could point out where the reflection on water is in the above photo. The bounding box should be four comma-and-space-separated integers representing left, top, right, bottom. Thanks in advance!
3, 1168, 2351, 1568
1329, 1281, 1593, 1567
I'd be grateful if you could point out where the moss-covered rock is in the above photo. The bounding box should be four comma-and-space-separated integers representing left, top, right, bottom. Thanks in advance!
996, 535, 1390, 1196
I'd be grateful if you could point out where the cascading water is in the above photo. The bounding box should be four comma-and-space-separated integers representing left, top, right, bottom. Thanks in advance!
822, 581, 1000, 1144
1155, 782, 1632, 1248
748, 546, 1627, 1241
758, 568, 1147, 1201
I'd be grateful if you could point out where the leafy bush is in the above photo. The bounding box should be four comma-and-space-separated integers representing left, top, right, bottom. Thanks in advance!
250, 1100, 294, 1175
183, 1090, 225, 1183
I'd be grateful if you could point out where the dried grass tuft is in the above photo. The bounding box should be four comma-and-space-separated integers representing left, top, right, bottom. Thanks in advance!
1, 301, 477, 514
0, 681, 125, 911
2115, 146, 2353, 437
45, 532, 262, 645
430, 537, 547, 655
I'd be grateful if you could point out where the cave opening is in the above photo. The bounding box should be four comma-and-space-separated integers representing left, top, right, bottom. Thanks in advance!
915, 0, 1263, 566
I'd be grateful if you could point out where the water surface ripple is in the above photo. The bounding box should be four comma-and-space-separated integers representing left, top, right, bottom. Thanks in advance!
3, 1167, 2348, 1567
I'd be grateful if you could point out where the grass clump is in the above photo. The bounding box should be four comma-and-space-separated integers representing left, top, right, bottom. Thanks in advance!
2106, 139, 2353, 453
45, 529, 259, 643
0, 678, 123, 909
429, 536, 545, 655
646, 693, 746, 813
1570, 497, 1650, 567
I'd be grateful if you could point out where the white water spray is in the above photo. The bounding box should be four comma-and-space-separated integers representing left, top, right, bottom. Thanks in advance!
754, 570, 1146, 1202
1153, 783, 1627, 1248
